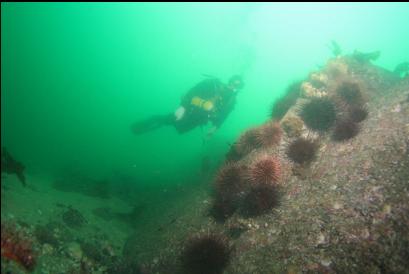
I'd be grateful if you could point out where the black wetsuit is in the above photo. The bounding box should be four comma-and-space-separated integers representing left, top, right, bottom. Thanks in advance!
132, 78, 237, 134
174, 78, 237, 133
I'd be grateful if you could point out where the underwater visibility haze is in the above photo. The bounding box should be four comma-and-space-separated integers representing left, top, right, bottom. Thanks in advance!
1, 2, 409, 273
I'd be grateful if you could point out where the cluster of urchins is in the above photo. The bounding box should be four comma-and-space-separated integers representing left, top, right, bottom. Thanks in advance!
180, 80, 368, 274
181, 121, 284, 274
212, 121, 284, 222
300, 81, 368, 142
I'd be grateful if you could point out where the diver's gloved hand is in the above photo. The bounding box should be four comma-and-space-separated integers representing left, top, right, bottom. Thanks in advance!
175, 106, 185, 121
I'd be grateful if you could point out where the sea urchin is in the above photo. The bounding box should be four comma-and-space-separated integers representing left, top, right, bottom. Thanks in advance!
286, 137, 319, 165
182, 233, 230, 274
255, 122, 283, 147
348, 105, 368, 123
336, 81, 364, 106
241, 185, 280, 217
248, 154, 281, 186
332, 119, 360, 142
299, 97, 337, 132
214, 162, 245, 196
235, 127, 262, 156
211, 163, 246, 222
209, 194, 237, 223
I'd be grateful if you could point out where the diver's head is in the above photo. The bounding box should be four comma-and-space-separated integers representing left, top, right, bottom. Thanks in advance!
228, 75, 245, 92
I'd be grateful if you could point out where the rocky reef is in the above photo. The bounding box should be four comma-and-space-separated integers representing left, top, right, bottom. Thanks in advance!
145, 57, 409, 273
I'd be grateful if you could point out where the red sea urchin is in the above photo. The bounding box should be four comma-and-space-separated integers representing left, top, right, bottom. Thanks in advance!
256, 121, 283, 147
1, 223, 36, 271
209, 195, 237, 223
182, 233, 230, 274
248, 154, 281, 186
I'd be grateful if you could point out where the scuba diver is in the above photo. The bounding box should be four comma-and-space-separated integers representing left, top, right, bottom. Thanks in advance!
131, 75, 244, 137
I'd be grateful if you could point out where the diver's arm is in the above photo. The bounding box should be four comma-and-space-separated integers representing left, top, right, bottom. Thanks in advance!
206, 107, 231, 138
211, 97, 236, 130
207, 95, 234, 137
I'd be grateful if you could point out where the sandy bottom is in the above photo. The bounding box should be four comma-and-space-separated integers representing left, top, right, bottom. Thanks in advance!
1, 170, 209, 273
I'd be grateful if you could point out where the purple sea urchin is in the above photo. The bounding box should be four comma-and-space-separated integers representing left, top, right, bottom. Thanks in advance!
348, 105, 368, 123
214, 162, 245, 196
209, 195, 237, 222
332, 119, 360, 142
299, 97, 337, 132
241, 185, 280, 217
336, 81, 364, 106
182, 233, 230, 274
286, 138, 319, 165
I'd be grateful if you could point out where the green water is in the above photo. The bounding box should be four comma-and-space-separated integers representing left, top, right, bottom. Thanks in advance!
2, 2, 408, 188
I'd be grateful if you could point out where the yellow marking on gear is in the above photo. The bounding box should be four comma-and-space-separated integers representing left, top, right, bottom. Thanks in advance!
191, 96, 214, 111
203, 101, 214, 111
191, 96, 204, 107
